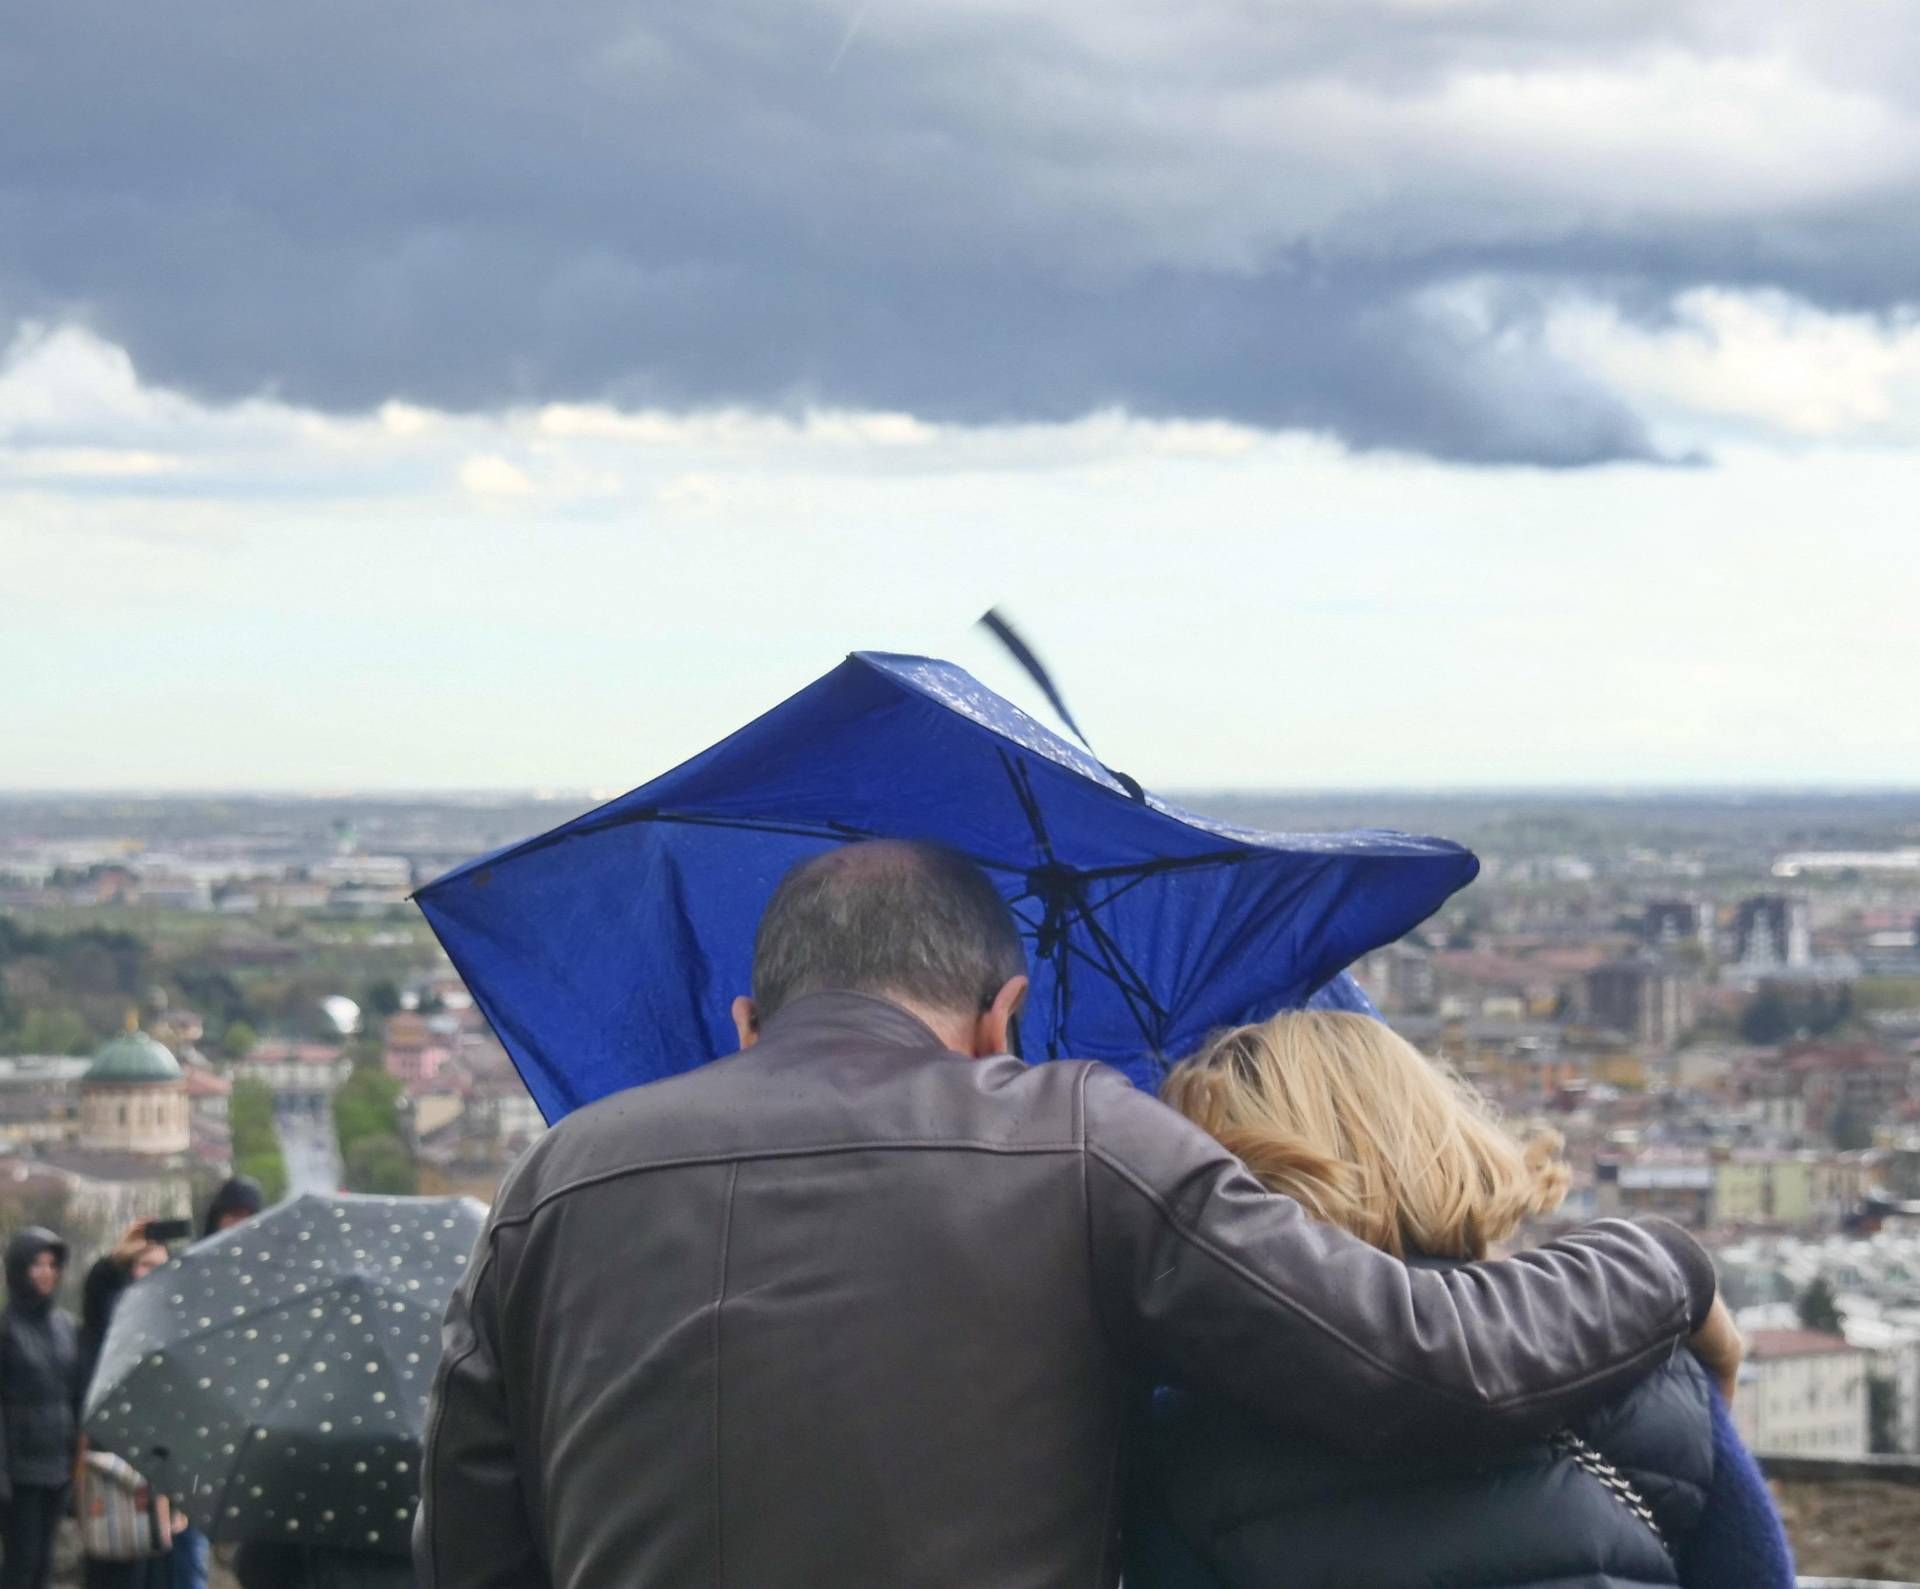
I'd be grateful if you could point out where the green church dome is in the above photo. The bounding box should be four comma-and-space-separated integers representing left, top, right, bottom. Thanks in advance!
86, 1029, 184, 1085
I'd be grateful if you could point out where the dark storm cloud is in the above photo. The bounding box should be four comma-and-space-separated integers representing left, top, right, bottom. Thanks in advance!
3, 0, 1916, 463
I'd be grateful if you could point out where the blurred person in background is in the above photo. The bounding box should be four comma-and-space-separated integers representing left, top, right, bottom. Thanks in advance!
1131, 1010, 1792, 1589
79, 1223, 171, 1391
0, 1227, 79, 1589
165, 1175, 269, 1589
200, 1177, 265, 1241
77, 1222, 182, 1589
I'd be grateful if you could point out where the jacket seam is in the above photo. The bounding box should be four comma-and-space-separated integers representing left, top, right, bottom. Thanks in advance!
1088, 1146, 1688, 1415
418, 1240, 495, 1589
1077, 1066, 1115, 1352
496, 1139, 1082, 1230
713, 1161, 739, 1589
1074, 1064, 1123, 1589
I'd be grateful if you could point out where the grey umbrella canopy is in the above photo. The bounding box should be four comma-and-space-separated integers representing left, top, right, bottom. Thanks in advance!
84, 1192, 484, 1553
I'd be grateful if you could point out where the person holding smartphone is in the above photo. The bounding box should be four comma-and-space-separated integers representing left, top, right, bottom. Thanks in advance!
78, 1221, 187, 1589
78, 1222, 176, 1401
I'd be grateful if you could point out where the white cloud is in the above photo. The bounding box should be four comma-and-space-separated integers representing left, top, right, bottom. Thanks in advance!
0, 447, 183, 480
458, 454, 536, 498
3, 328, 1916, 790
1545, 288, 1920, 442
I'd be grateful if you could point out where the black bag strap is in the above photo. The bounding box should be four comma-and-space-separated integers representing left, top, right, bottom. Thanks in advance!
1550, 1429, 1671, 1554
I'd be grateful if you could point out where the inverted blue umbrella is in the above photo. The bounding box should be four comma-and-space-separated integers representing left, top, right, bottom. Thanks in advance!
414, 651, 1476, 1119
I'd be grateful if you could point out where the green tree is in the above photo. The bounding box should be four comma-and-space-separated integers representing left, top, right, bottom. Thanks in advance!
343, 1132, 417, 1196
175, 969, 258, 1033
1868, 1376, 1900, 1454
1796, 1276, 1845, 1336
222, 1020, 260, 1060
1739, 987, 1793, 1045
1811, 983, 1856, 1036
361, 981, 402, 1019
229, 1077, 288, 1202
9, 1007, 94, 1056
333, 1057, 417, 1195
334, 1061, 404, 1157
234, 1150, 288, 1204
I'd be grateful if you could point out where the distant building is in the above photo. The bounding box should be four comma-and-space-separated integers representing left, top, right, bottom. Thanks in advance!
1594, 1154, 1714, 1227
78, 1029, 190, 1157
325, 883, 412, 918
384, 1012, 452, 1086
1785, 1041, 1913, 1144
1354, 942, 1435, 1014
182, 1060, 232, 1168
1839, 1313, 1920, 1455
1772, 849, 1920, 878
1735, 1329, 1870, 1455
463, 1076, 545, 1157
0, 1056, 89, 1149
1735, 895, 1813, 973
1643, 899, 1709, 950
1584, 953, 1696, 1051
1712, 1152, 1856, 1227
0, 1027, 198, 1238
237, 1042, 351, 1105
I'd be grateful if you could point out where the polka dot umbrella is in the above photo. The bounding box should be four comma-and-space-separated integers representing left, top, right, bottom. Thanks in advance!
83, 1192, 485, 1554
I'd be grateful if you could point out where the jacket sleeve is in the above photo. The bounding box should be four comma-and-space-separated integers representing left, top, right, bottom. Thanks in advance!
1677, 1392, 1796, 1589
413, 1237, 548, 1589
1082, 1065, 1717, 1458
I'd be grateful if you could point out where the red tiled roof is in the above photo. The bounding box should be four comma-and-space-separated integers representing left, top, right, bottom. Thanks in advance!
1746, 1328, 1863, 1360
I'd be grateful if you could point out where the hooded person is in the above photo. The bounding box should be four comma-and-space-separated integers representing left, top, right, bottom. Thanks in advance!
200, 1176, 266, 1240
1, 1226, 80, 1589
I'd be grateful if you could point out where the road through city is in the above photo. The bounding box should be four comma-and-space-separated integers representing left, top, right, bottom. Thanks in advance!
276, 1102, 344, 1196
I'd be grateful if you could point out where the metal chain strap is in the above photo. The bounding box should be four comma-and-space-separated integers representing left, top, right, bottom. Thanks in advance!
1549, 1429, 1671, 1554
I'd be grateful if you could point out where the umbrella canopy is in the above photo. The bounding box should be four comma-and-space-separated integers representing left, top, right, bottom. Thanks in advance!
85, 1193, 485, 1553
416, 651, 1478, 1117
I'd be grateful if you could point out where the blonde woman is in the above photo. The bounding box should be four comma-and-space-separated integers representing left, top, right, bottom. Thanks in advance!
1127, 1010, 1793, 1589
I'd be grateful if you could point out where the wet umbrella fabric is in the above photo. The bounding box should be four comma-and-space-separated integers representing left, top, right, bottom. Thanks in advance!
417, 651, 1477, 1117
83, 1193, 485, 1554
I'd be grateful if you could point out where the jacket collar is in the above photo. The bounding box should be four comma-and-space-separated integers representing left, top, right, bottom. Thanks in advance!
757, 990, 955, 1055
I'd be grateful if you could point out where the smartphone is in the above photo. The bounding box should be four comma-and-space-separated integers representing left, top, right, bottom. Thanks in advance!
143, 1218, 193, 1244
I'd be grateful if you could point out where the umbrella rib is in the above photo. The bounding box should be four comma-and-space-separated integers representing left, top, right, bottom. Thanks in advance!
127, 1274, 387, 1362
200, 1288, 343, 1544
1001, 753, 1058, 864
1068, 894, 1171, 1048
448, 804, 1070, 885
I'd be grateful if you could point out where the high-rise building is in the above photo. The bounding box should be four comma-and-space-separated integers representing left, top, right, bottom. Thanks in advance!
1354, 941, 1436, 1014
1735, 895, 1812, 971
1642, 898, 1709, 949
1584, 953, 1696, 1051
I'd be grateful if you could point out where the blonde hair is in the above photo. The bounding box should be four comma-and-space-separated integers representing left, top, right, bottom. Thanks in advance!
1161, 1010, 1568, 1259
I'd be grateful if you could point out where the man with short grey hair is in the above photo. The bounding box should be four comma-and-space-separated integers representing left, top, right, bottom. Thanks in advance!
417, 839, 1733, 1588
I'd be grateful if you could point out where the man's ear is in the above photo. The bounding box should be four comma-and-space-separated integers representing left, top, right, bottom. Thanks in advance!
730, 996, 760, 1051
972, 975, 1030, 1059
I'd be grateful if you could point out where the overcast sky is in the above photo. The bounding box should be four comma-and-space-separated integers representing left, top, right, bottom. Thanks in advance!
5, 1, 1918, 791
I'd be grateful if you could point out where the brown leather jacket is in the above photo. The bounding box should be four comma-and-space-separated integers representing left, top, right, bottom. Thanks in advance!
414, 992, 1714, 1589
